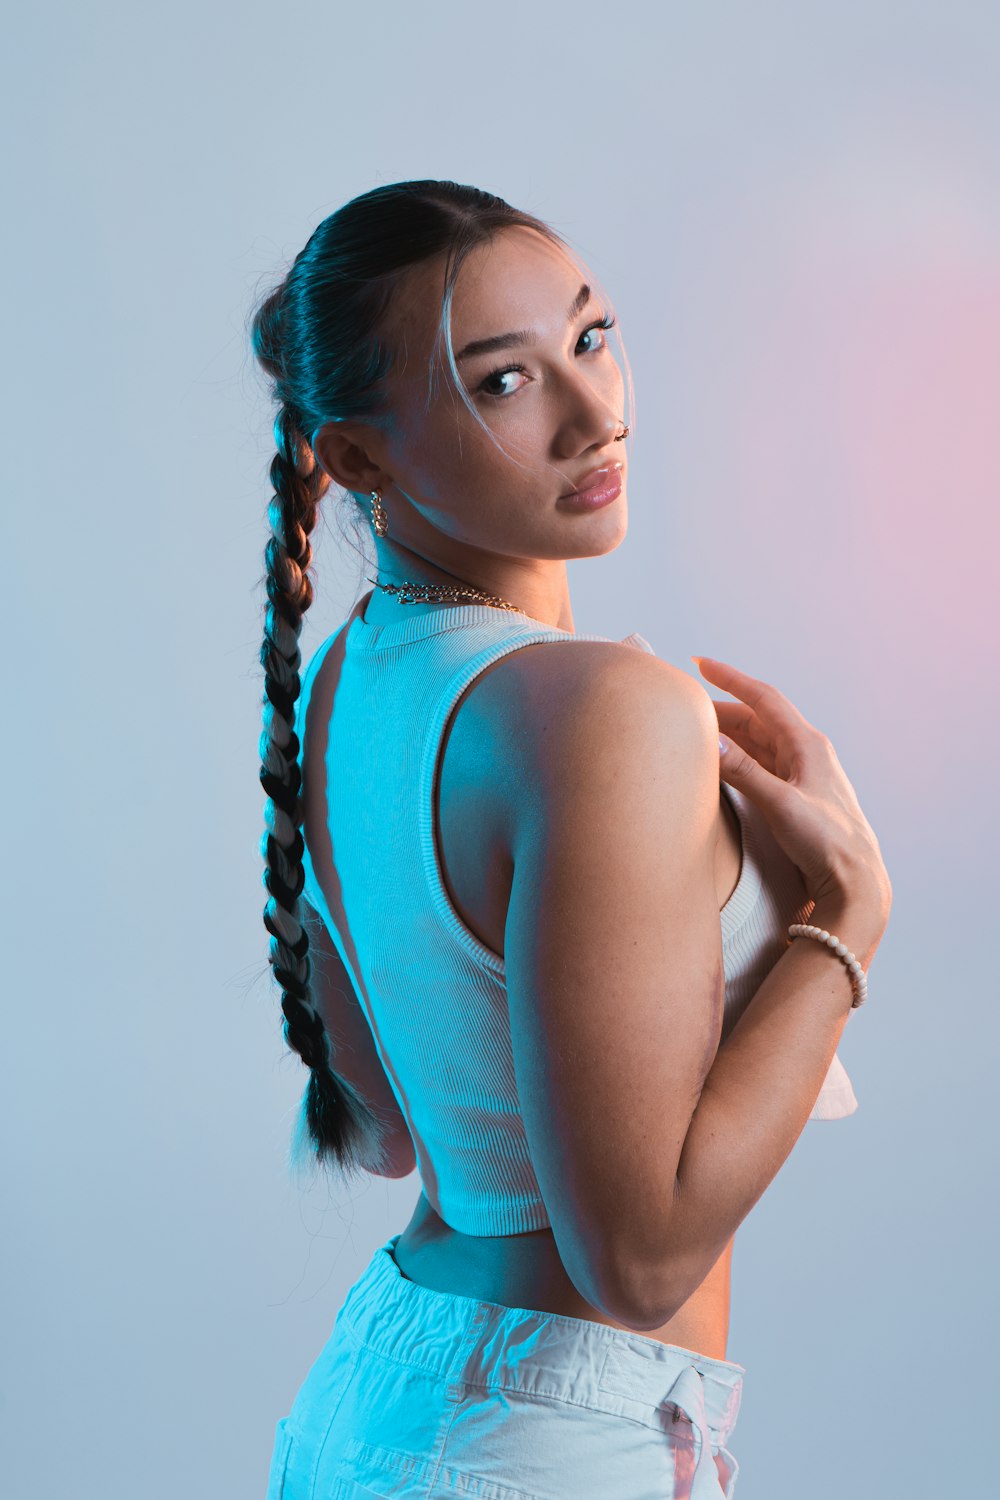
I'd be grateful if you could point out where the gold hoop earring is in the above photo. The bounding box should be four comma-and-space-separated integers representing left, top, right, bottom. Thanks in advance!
370, 488, 389, 538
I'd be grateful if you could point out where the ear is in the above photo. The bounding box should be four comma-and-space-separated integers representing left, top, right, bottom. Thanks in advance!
311, 419, 394, 498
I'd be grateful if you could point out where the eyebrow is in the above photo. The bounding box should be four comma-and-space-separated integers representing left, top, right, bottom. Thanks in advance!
454, 283, 594, 363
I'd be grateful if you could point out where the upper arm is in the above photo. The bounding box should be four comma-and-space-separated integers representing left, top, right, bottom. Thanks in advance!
300, 899, 416, 1179
501, 643, 725, 1327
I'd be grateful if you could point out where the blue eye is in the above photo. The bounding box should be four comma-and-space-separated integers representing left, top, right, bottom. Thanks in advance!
577, 313, 616, 355
477, 313, 617, 400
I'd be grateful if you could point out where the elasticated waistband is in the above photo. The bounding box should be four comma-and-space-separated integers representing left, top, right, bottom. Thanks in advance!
339, 1233, 746, 1444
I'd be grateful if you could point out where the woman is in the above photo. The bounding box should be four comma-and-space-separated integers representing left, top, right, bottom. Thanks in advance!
253, 179, 891, 1499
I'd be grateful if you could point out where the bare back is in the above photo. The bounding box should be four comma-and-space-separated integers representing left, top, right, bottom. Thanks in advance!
393, 636, 743, 1359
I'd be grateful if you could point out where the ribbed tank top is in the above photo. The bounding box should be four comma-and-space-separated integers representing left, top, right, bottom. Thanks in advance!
295, 592, 858, 1236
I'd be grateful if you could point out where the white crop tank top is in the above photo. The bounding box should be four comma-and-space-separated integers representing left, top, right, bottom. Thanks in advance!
295, 590, 858, 1236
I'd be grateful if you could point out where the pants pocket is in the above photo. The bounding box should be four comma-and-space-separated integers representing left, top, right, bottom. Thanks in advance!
330, 1462, 537, 1500
329, 1481, 395, 1500
332, 1436, 541, 1500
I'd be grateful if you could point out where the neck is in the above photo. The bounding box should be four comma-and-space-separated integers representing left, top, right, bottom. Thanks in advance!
371, 541, 575, 632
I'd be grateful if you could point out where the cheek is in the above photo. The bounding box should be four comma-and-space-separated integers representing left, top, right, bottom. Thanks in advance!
409, 399, 550, 503
441, 424, 534, 490
463, 410, 552, 476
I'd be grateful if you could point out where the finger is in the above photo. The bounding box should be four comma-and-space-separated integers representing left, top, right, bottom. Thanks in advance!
710, 699, 759, 743
714, 715, 779, 776
716, 706, 813, 782
691, 656, 812, 734
700, 692, 771, 756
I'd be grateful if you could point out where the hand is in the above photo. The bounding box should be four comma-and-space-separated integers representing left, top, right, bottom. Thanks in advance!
692, 655, 893, 927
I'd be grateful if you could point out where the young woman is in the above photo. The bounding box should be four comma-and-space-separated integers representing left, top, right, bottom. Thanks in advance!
253, 179, 891, 1500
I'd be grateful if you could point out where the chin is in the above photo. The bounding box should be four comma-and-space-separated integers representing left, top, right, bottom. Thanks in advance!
575, 508, 629, 558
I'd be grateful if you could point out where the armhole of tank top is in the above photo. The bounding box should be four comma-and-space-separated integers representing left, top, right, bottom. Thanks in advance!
294, 622, 350, 914
417, 628, 618, 976
718, 782, 764, 944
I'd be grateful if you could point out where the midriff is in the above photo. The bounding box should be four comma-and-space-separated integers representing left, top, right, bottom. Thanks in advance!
392, 1192, 736, 1360
392, 780, 744, 1361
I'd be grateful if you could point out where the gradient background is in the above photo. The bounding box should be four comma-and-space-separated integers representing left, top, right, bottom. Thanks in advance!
6, 3, 998, 1496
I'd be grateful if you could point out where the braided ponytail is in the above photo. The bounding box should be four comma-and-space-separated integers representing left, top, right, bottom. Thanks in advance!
258, 396, 391, 1180
249, 180, 610, 1180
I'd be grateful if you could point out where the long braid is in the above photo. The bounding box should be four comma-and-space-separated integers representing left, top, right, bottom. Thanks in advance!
249, 181, 604, 1180
258, 391, 389, 1179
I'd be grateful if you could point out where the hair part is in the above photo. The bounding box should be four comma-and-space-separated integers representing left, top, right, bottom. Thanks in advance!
248, 178, 633, 1183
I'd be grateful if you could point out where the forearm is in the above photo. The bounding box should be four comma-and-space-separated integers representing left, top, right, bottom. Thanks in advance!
652, 899, 880, 1316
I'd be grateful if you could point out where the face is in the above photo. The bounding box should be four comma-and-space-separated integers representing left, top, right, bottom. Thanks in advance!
313, 225, 629, 610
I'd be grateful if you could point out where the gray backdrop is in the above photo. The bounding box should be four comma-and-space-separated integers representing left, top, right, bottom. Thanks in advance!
5, 2, 998, 1496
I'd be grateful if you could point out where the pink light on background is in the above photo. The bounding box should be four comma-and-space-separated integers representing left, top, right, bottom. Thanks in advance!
691, 107, 1000, 807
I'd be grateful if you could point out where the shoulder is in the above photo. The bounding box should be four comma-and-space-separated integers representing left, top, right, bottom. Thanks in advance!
456, 635, 718, 835
478, 633, 713, 742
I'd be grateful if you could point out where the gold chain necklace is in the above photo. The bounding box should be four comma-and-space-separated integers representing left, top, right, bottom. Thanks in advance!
364, 575, 527, 614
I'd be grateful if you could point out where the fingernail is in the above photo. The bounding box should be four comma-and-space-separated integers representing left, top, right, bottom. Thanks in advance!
719, 735, 729, 754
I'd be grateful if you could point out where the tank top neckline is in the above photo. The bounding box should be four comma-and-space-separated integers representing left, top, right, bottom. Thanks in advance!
347, 588, 576, 652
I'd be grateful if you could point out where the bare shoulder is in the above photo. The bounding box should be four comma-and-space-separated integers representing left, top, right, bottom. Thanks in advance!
463, 637, 718, 827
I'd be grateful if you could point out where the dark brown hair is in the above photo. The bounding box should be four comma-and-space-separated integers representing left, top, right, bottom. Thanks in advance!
248, 179, 575, 1181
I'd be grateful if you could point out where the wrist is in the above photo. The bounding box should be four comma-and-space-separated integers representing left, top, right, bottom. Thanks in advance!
787, 918, 868, 1007
798, 897, 883, 978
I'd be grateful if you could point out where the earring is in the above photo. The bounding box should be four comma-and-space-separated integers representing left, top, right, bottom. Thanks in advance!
370, 488, 389, 538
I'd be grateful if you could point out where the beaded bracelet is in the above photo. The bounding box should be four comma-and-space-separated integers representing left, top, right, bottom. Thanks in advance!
786, 923, 868, 1008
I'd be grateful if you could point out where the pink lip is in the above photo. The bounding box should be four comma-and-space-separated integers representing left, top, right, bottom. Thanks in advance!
556, 467, 623, 512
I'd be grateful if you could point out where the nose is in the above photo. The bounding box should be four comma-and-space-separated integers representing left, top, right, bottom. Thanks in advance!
553, 364, 624, 456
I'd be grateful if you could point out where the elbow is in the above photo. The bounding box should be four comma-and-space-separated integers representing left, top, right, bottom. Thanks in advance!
376, 1156, 416, 1180
586, 1245, 686, 1333
602, 1272, 683, 1333
371, 1130, 417, 1180
604, 1232, 732, 1333
597, 1227, 710, 1332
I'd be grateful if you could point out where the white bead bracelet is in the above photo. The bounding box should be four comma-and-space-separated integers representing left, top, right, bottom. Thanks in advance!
786, 923, 868, 1008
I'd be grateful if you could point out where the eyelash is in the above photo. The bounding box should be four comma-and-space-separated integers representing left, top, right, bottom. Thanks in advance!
477, 313, 617, 399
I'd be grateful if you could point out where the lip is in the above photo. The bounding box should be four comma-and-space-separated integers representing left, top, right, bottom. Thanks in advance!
556, 464, 624, 512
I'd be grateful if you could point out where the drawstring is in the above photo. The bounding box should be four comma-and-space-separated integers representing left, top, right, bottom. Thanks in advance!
661, 1364, 739, 1498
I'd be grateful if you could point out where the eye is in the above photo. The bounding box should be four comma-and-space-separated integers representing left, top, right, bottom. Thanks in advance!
577, 312, 616, 355
476, 312, 617, 400
476, 360, 529, 400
